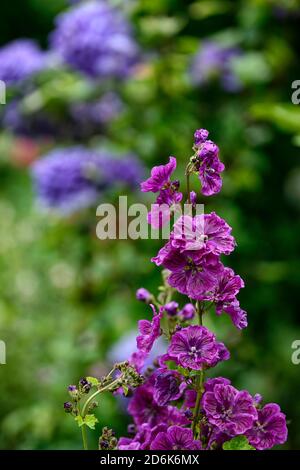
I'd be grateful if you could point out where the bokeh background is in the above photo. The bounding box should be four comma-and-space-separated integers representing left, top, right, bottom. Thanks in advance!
0, 0, 300, 450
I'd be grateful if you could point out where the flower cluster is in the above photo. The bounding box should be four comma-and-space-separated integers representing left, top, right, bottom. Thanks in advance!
31, 147, 144, 214
191, 41, 242, 92
116, 129, 287, 450
65, 129, 287, 451
0, 39, 45, 86
50, 1, 139, 79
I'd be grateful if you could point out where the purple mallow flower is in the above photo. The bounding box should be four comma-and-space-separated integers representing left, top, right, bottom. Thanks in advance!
245, 404, 288, 450
31, 147, 143, 214
50, 1, 139, 79
194, 128, 209, 146
0, 39, 45, 86
202, 383, 257, 435
168, 325, 229, 370
128, 380, 187, 428
154, 247, 223, 299
136, 305, 163, 354
136, 288, 152, 303
141, 156, 182, 228
198, 141, 225, 196
191, 41, 242, 93
153, 369, 187, 406
171, 212, 235, 255
150, 426, 201, 450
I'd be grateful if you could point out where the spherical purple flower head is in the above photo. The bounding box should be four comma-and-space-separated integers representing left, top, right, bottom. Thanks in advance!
191, 41, 242, 93
50, 1, 139, 79
136, 304, 163, 353
31, 147, 143, 214
245, 403, 288, 450
0, 39, 45, 86
151, 426, 201, 450
197, 140, 225, 196
179, 303, 196, 320
202, 383, 258, 435
128, 380, 188, 428
153, 368, 187, 406
168, 325, 229, 370
156, 246, 223, 299
171, 212, 235, 255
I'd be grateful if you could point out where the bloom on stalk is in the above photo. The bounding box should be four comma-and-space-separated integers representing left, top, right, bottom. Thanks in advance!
136, 304, 163, 354
150, 426, 202, 450
168, 325, 229, 370
202, 383, 258, 435
245, 404, 288, 450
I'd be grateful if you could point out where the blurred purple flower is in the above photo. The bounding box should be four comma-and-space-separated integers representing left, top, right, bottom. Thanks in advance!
31, 147, 144, 214
69, 92, 124, 127
51, 1, 139, 79
191, 41, 242, 93
0, 39, 45, 86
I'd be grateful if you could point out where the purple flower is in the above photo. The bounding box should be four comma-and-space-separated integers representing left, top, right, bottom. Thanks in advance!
128, 380, 187, 428
157, 247, 223, 299
194, 128, 209, 146
189, 191, 197, 207
153, 369, 187, 406
141, 157, 177, 193
150, 426, 201, 450
168, 325, 229, 370
163, 301, 179, 317
197, 141, 225, 196
171, 213, 235, 255
69, 92, 123, 127
0, 39, 45, 86
118, 423, 168, 450
179, 303, 196, 320
141, 157, 182, 228
204, 377, 231, 393
213, 268, 245, 305
136, 305, 163, 353
221, 300, 248, 330
245, 404, 288, 450
191, 41, 242, 93
202, 383, 258, 435
63, 401, 73, 412
50, 1, 139, 79
136, 288, 152, 303
31, 147, 143, 214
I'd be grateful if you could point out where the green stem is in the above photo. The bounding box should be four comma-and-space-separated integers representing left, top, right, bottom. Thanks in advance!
82, 378, 120, 417
192, 370, 204, 438
81, 423, 88, 450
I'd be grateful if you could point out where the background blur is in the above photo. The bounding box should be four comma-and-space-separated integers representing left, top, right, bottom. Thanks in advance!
0, 0, 300, 450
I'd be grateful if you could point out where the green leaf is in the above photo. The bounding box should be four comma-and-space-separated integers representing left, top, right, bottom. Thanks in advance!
74, 415, 84, 428
86, 377, 99, 387
223, 436, 255, 450
84, 414, 99, 430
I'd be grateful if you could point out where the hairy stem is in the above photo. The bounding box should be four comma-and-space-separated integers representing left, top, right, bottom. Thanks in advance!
82, 378, 120, 417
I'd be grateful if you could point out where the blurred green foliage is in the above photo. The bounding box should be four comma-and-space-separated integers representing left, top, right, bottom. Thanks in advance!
0, 0, 300, 450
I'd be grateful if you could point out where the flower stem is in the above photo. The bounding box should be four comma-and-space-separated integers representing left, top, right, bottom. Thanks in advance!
192, 370, 204, 438
81, 423, 88, 450
82, 378, 120, 417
